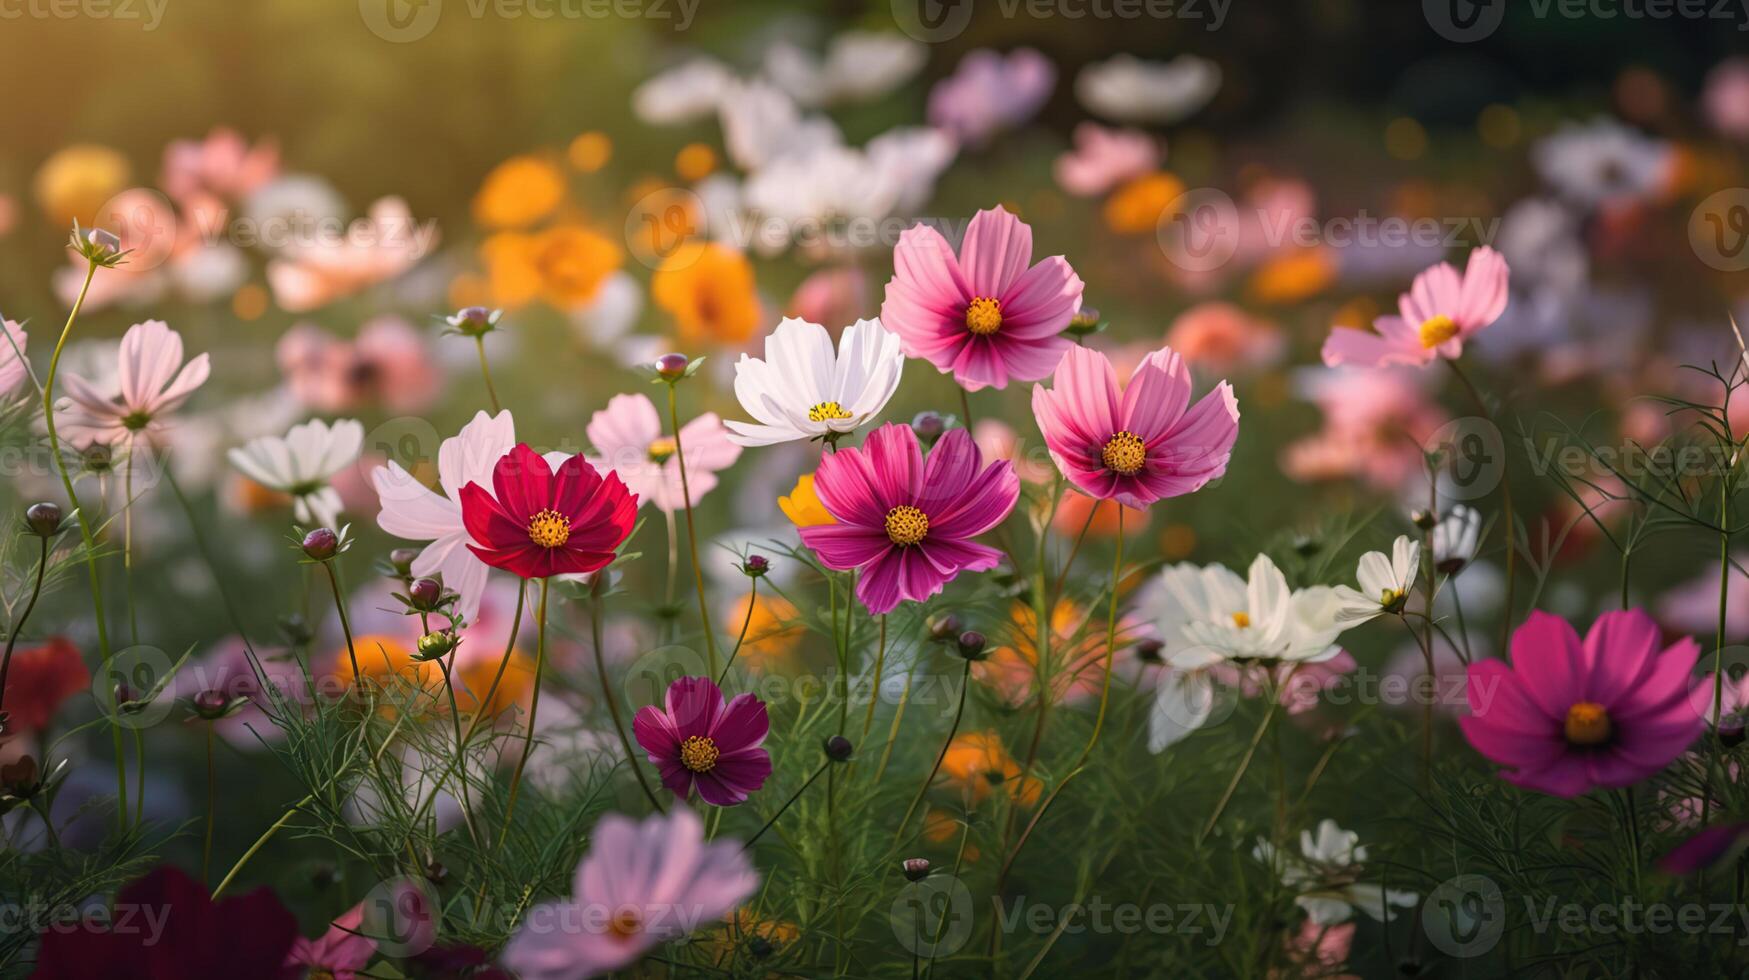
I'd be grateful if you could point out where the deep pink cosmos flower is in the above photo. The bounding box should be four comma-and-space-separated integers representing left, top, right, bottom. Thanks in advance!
460, 443, 638, 580
1321, 247, 1509, 369
881, 206, 1084, 392
632, 676, 771, 806
285, 902, 376, 980
1459, 609, 1702, 798
1031, 344, 1239, 509
502, 807, 759, 980
800, 424, 1019, 615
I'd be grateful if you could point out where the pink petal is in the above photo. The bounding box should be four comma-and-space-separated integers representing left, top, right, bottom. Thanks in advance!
959, 206, 1033, 299
1122, 347, 1193, 444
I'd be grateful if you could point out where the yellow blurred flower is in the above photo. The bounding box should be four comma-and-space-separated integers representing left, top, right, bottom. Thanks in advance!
675, 142, 717, 182
651, 241, 761, 345
34, 144, 130, 226
481, 225, 623, 310
779, 474, 836, 528
1247, 248, 1337, 305
473, 155, 567, 229
1102, 171, 1184, 235
940, 730, 1041, 807
568, 132, 612, 173
725, 592, 803, 668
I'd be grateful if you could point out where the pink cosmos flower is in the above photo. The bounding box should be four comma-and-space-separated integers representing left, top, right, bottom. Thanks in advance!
1280, 368, 1448, 494
1656, 551, 1749, 640
787, 266, 870, 328
799, 424, 1018, 615
633, 675, 771, 806
277, 316, 439, 415
285, 902, 375, 980
266, 197, 434, 313
57, 319, 209, 449
585, 393, 742, 513
1706, 59, 1749, 141
1460, 609, 1702, 797
881, 206, 1084, 392
0, 319, 27, 397
1322, 247, 1509, 369
927, 48, 1056, 147
1053, 123, 1159, 197
502, 807, 759, 980
1164, 302, 1284, 375
162, 127, 279, 204
1031, 344, 1238, 509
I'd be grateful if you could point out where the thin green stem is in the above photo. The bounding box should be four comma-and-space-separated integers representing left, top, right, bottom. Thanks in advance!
743, 759, 831, 850
1198, 696, 1281, 845
896, 660, 972, 841
474, 336, 502, 414
591, 587, 666, 812
666, 383, 719, 676
861, 615, 887, 742
321, 562, 362, 682
498, 576, 550, 843
0, 535, 50, 721
202, 724, 216, 884
718, 577, 758, 687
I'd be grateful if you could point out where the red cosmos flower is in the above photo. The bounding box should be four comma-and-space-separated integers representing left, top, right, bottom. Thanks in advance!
460, 443, 637, 580
2, 637, 89, 734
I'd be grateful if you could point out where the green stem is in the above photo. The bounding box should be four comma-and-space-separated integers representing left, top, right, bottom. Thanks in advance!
717, 577, 758, 687
861, 615, 887, 742
202, 724, 216, 884
743, 758, 831, 850
474, 335, 501, 414
591, 587, 665, 812
666, 383, 719, 676
896, 659, 972, 841
498, 576, 549, 843
0, 536, 50, 721
322, 562, 362, 683
1199, 696, 1281, 844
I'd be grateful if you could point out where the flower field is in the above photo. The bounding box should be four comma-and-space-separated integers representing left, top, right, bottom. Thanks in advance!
5, 3, 1749, 978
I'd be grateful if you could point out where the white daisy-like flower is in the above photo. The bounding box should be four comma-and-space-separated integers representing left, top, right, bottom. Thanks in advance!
1431, 505, 1482, 573
1253, 820, 1419, 926
1532, 117, 1674, 209
1333, 536, 1421, 625
1075, 54, 1221, 125
632, 57, 736, 126
227, 417, 364, 530
724, 317, 903, 447
765, 31, 927, 108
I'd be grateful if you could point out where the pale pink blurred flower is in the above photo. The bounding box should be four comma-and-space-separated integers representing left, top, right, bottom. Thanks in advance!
1165, 177, 1316, 293
173, 636, 304, 748
1209, 652, 1358, 717
162, 127, 279, 203
927, 48, 1056, 147
1272, 919, 1358, 980
56, 319, 209, 450
277, 316, 439, 414
1165, 302, 1284, 374
266, 197, 435, 313
1053, 123, 1159, 197
586, 393, 742, 513
285, 902, 374, 980
973, 418, 1056, 484
1281, 369, 1448, 493
0, 320, 27, 397
1382, 643, 1472, 719
1657, 553, 1749, 641
1706, 59, 1749, 140
787, 266, 870, 327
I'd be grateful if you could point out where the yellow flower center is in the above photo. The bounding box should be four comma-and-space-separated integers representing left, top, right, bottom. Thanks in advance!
1418, 315, 1460, 348
1379, 587, 1405, 611
608, 906, 643, 939
1564, 701, 1612, 746
526, 509, 571, 549
648, 437, 678, 463
1231, 611, 1250, 628
1100, 430, 1147, 475
310, 972, 336, 980
808, 401, 854, 423
965, 296, 1003, 336
679, 734, 719, 772
884, 505, 930, 546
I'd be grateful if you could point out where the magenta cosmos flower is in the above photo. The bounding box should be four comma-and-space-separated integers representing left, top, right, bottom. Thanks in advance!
881, 206, 1084, 392
460, 443, 638, 580
633, 676, 771, 806
502, 807, 759, 980
1031, 344, 1239, 509
800, 423, 1019, 615
1321, 247, 1508, 369
1459, 609, 1702, 798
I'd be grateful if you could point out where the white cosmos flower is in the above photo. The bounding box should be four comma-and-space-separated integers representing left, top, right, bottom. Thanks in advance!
1333, 536, 1421, 625
227, 417, 363, 530
371, 410, 516, 622
632, 57, 736, 126
1075, 54, 1221, 125
1138, 554, 1344, 753
1431, 505, 1482, 571
765, 31, 926, 108
1253, 820, 1419, 926
725, 317, 903, 447
720, 80, 842, 172
1532, 117, 1674, 209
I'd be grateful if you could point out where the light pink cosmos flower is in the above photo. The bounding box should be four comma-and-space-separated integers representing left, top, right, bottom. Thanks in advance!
586, 393, 742, 513
57, 319, 209, 449
161, 127, 279, 204
372, 410, 517, 622
800, 424, 1018, 615
266, 197, 435, 313
277, 316, 439, 415
1322, 247, 1509, 369
502, 807, 759, 980
284, 902, 375, 980
927, 48, 1056, 147
0, 319, 27, 397
173, 636, 305, 748
881, 206, 1084, 392
1031, 344, 1239, 509
1053, 123, 1159, 197
1460, 609, 1702, 798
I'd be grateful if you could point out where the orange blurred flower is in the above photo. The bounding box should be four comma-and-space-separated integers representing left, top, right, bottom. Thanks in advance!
1163, 301, 1284, 374
481, 225, 623, 310
568, 132, 613, 173
327, 633, 536, 721
940, 730, 1041, 807
974, 601, 1113, 709
652, 242, 761, 345
473, 155, 567, 229
779, 473, 836, 528
2, 637, 89, 734
723, 592, 803, 669
1050, 491, 1148, 539
923, 806, 981, 862
1247, 248, 1336, 305
1102, 171, 1184, 235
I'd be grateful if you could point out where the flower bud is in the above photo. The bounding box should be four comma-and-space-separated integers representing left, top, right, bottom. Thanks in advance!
655, 352, 690, 380
388, 547, 420, 577
1066, 306, 1102, 335
822, 734, 854, 762
409, 578, 444, 610
742, 554, 770, 578
911, 411, 947, 446
928, 614, 963, 643
24, 502, 62, 537
416, 631, 458, 661
301, 528, 339, 561
86, 227, 121, 254
192, 689, 231, 720
1133, 638, 1165, 664
1411, 509, 1438, 531
956, 630, 988, 661
902, 857, 931, 881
